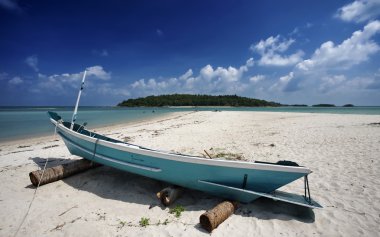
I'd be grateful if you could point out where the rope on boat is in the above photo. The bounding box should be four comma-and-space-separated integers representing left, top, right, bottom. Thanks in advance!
13, 122, 59, 237
92, 138, 99, 161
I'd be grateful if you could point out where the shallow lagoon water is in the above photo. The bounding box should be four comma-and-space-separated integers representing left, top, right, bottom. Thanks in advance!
1, 106, 379, 142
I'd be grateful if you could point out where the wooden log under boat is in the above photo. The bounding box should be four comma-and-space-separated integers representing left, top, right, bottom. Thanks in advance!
199, 201, 238, 232
156, 186, 184, 206
29, 159, 101, 186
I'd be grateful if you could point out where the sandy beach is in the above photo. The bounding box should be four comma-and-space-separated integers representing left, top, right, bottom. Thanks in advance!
0, 111, 379, 236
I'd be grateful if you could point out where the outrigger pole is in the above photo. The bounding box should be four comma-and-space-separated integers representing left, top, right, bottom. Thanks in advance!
70, 70, 87, 130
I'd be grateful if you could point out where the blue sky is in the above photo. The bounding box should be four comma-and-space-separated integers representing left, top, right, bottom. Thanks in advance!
0, 0, 380, 106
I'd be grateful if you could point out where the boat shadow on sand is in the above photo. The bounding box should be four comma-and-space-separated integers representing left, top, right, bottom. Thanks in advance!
30, 157, 315, 225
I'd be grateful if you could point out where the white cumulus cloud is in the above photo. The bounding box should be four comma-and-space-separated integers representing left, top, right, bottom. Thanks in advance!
319, 75, 347, 93
346, 69, 380, 90
269, 72, 294, 91
336, 0, 380, 23
32, 66, 111, 93
86, 66, 111, 80
249, 75, 265, 83
251, 35, 304, 66
179, 69, 193, 81
297, 20, 380, 72
270, 21, 380, 93
128, 58, 254, 97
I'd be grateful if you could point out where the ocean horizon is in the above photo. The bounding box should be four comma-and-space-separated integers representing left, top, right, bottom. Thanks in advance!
1, 106, 380, 143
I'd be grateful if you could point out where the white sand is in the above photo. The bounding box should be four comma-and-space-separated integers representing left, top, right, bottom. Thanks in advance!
0, 111, 379, 236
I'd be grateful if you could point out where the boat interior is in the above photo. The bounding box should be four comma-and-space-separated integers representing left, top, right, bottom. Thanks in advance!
49, 111, 301, 167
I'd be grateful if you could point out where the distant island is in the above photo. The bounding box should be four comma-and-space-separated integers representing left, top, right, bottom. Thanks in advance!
312, 104, 336, 107
311, 104, 354, 107
118, 94, 281, 107
285, 104, 308, 107
343, 104, 354, 107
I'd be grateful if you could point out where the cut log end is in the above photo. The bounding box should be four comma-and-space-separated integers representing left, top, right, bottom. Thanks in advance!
199, 201, 238, 232
29, 172, 39, 186
199, 214, 213, 233
156, 186, 183, 206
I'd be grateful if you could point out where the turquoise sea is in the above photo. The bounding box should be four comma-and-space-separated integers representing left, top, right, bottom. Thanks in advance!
1, 106, 379, 143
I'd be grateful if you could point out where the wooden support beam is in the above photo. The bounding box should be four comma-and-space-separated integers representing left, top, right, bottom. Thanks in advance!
29, 159, 101, 186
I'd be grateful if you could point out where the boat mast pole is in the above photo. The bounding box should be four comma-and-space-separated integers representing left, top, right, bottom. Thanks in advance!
70, 70, 87, 130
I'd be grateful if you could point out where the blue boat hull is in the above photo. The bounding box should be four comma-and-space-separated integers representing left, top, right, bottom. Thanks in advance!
51, 115, 310, 203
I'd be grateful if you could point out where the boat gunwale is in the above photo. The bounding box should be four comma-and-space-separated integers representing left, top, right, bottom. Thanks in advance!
51, 118, 311, 174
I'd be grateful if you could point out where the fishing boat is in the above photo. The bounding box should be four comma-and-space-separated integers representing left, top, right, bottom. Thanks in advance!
48, 70, 322, 209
